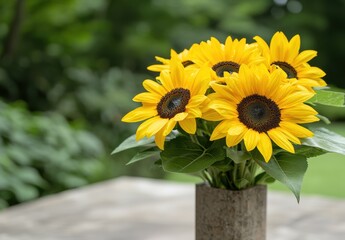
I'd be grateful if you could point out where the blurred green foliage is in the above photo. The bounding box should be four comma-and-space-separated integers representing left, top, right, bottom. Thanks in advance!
0, 101, 107, 209
0, 0, 344, 207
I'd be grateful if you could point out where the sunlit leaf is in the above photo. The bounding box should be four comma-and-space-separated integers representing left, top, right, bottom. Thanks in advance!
112, 134, 155, 155
126, 150, 160, 165
161, 136, 225, 173
254, 152, 307, 202
302, 127, 345, 155
112, 130, 179, 155
308, 89, 345, 107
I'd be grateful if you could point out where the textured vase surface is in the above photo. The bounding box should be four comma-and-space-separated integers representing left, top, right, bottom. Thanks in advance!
195, 184, 267, 240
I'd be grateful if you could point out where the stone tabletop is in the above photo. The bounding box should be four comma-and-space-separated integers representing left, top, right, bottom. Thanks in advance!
0, 177, 345, 240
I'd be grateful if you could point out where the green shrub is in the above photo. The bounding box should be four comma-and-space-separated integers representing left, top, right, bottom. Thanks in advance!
0, 101, 108, 209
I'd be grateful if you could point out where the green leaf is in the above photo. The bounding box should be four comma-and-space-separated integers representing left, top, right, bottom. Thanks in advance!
226, 147, 251, 163
234, 178, 250, 189
154, 159, 162, 167
9, 180, 39, 202
111, 134, 155, 155
126, 150, 160, 165
295, 145, 327, 158
308, 89, 345, 107
161, 136, 225, 173
254, 152, 307, 202
112, 130, 179, 155
57, 173, 88, 188
316, 114, 331, 124
302, 127, 345, 156
211, 158, 232, 171
255, 172, 275, 184
15, 167, 47, 187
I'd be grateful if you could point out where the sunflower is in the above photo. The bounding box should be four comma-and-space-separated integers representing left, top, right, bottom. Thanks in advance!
189, 36, 264, 81
207, 64, 319, 162
147, 47, 197, 73
254, 32, 326, 91
122, 60, 210, 149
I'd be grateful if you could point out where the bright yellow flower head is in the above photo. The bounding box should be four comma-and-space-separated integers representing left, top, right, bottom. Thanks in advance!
254, 31, 326, 92
122, 60, 210, 149
147, 47, 197, 73
189, 36, 264, 81
207, 64, 319, 162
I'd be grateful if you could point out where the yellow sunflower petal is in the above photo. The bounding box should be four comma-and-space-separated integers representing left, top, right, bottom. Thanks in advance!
188, 95, 208, 108
253, 36, 271, 66
208, 99, 237, 117
136, 116, 160, 140
282, 104, 318, 117
210, 82, 232, 98
155, 56, 169, 64
170, 59, 185, 87
179, 118, 196, 134
190, 67, 212, 95
294, 50, 317, 66
227, 123, 246, 136
279, 121, 313, 138
293, 115, 320, 124
147, 64, 169, 72
163, 119, 177, 136
159, 70, 175, 90
146, 117, 169, 138
282, 114, 320, 124
122, 106, 157, 122
268, 128, 295, 153
287, 34, 300, 61
270, 32, 285, 60
172, 112, 188, 121
209, 37, 224, 61
155, 128, 166, 150
186, 107, 202, 118
243, 129, 260, 151
226, 129, 247, 147
257, 133, 273, 162
237, 64, 256, 95
298, 66, 326, 78
132, 92, 161, 103
210, 120, 231, 141
143, 79, 167, 96
279, 127, 301, 144
278, 92, 314, 108
264, 68, 286, 97
202, 108, 224, 121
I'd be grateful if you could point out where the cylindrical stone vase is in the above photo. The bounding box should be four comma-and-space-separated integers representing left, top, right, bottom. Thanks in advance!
195, 184, 267, 240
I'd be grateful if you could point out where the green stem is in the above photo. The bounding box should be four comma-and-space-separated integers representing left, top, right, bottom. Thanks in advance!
249, 161, 258, 185
201, 170, 212, 186
231, 158, 259, 189
190, 134, 204, 149
202, 120, 211, 136
232, 163, 238, 188
239, 160, 246, 178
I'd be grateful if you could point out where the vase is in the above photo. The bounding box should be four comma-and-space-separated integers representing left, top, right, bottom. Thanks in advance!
195, 184, 267, 240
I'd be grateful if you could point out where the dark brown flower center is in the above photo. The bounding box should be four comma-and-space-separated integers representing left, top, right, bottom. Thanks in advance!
212, 61, 240, 77
157, 88, 191, 119
271, 61, 298, 79
237, 94, 281, 132
182, 60, 194, 67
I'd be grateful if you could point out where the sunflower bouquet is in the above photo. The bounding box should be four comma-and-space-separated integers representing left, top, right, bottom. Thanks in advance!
113, 32, 345, 201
